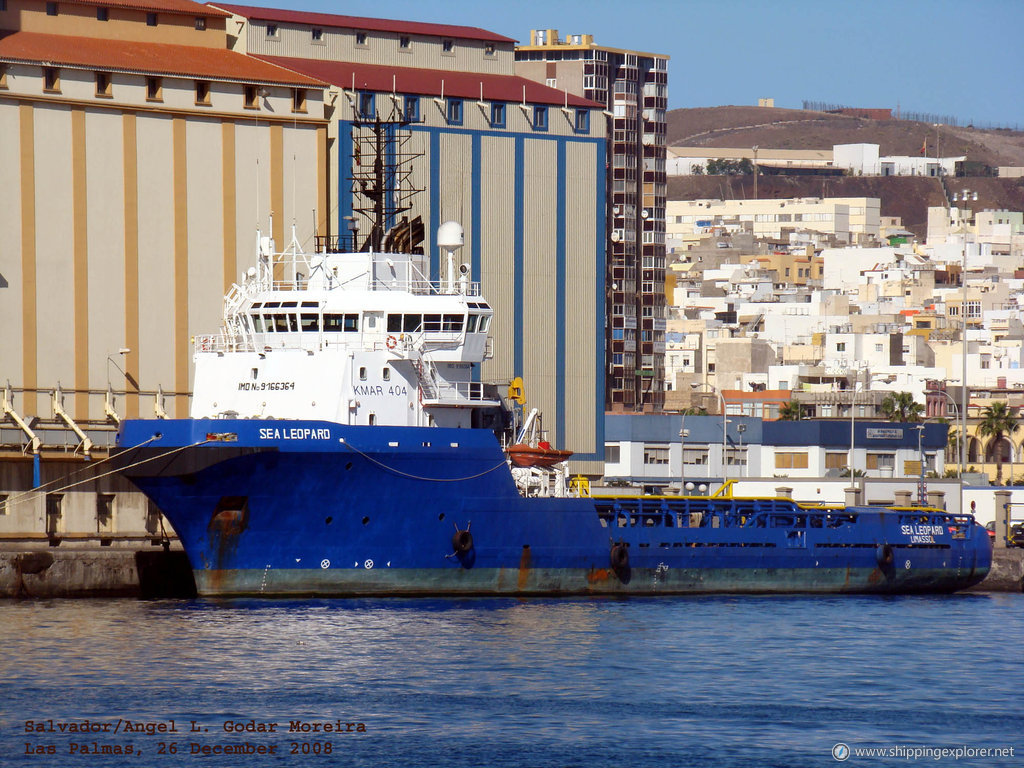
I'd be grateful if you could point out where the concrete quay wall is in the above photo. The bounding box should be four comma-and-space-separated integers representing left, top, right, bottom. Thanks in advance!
0, 546, 195, 599
973, 549, 1024, 592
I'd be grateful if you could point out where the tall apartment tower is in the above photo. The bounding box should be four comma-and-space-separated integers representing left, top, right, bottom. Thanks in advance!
516, 30, 668, 412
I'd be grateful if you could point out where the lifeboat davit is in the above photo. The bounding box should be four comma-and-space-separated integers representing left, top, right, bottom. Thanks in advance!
507, 441, 573, 468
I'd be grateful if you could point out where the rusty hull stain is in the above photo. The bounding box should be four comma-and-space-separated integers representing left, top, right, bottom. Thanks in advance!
517, 546, 531, 590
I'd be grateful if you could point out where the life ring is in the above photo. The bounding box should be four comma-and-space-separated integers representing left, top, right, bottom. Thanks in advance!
198, 337, 210, 352
386, 335, 398, 350
610, 542, 629, 571
876, 543, 894, 567
452, 529, 473, 555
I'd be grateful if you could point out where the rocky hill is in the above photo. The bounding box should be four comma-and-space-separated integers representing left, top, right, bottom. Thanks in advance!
666, 107, 1024, 236
667, 106, 1024, 168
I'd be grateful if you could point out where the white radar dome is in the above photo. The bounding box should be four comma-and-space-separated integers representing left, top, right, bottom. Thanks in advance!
437, 221, 464, 250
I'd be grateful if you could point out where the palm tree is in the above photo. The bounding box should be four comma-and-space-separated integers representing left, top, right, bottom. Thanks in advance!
881, 391, 923, 423
977, 401, 1020, 484
778, 400, 802, 421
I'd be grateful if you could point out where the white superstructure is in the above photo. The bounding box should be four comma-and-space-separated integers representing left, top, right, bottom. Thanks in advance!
191, 222, 499, 428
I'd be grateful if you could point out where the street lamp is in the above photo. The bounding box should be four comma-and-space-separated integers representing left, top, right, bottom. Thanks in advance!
950, 189, 975, 506
679, 416, 690, 495
849, 379, 860, 480
105, 348, 131, 426
752, 145, 759, 199
106, 348, 131, 390
915, 424, 926, 504
930, 387, 960, 466
737, 422, 747, 478
713, 387, 728, 482
690, 382, 727, 481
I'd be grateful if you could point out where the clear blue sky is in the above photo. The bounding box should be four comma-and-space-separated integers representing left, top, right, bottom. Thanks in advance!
238, 0, 1024, 128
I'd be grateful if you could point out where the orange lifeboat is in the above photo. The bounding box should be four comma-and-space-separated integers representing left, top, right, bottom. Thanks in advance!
507, 441, 573, 468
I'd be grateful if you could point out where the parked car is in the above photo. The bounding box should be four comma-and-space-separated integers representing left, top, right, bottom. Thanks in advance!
982, 521, 1024, 546
1010, 523, 1024, 548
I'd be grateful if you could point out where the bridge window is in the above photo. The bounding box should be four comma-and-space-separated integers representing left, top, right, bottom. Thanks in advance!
466, 314, 478, 333
300, 313, 319, 332
387, 314, 402, 333
324, 313, 360, 332
442, 314, 464, 332
478, 316, 490, 332
423, 314, 442, 332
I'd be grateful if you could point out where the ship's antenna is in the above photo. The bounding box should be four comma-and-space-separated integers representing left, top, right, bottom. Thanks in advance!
255, 155, 261, 235
255, 156, 263, 278
291, 152, 297, 244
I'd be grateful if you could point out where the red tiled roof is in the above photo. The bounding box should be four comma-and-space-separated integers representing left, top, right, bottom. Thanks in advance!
210, 3, 516, 44
257, 56, 600, 109
0, 30, 324, 86
62, 0, 230, 17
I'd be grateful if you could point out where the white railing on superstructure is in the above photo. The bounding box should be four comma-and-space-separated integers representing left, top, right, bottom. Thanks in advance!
419, 380, 499, 406
194, 332, 473, 355
257, 277, 481, 297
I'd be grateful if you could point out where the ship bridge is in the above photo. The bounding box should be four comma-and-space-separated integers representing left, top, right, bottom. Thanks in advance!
190, 223, 502, 426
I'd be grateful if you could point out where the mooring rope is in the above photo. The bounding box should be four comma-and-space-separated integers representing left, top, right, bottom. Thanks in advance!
8, 434, 160, 498
339, 439, 509, 482
2, 437, 211, 511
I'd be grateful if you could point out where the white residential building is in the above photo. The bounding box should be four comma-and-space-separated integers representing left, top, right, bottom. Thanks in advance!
821, 246, 905, 292
668, 197, 880, 243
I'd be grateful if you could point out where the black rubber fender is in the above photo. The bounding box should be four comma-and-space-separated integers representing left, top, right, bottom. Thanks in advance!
452, 529, 474, 555
610, 542, 629, 571
876, 543, 894, 567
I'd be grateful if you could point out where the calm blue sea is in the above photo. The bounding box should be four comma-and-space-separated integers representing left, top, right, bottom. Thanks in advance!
1, 594, 1021, 768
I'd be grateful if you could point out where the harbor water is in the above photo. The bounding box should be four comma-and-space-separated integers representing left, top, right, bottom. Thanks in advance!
2, 594, 1022, 767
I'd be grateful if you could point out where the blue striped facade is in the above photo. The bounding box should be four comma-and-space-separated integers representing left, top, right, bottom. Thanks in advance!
336, 119, 606, 459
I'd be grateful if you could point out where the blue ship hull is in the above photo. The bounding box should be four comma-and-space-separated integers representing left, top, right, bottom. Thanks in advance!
115, 419, 991, 597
